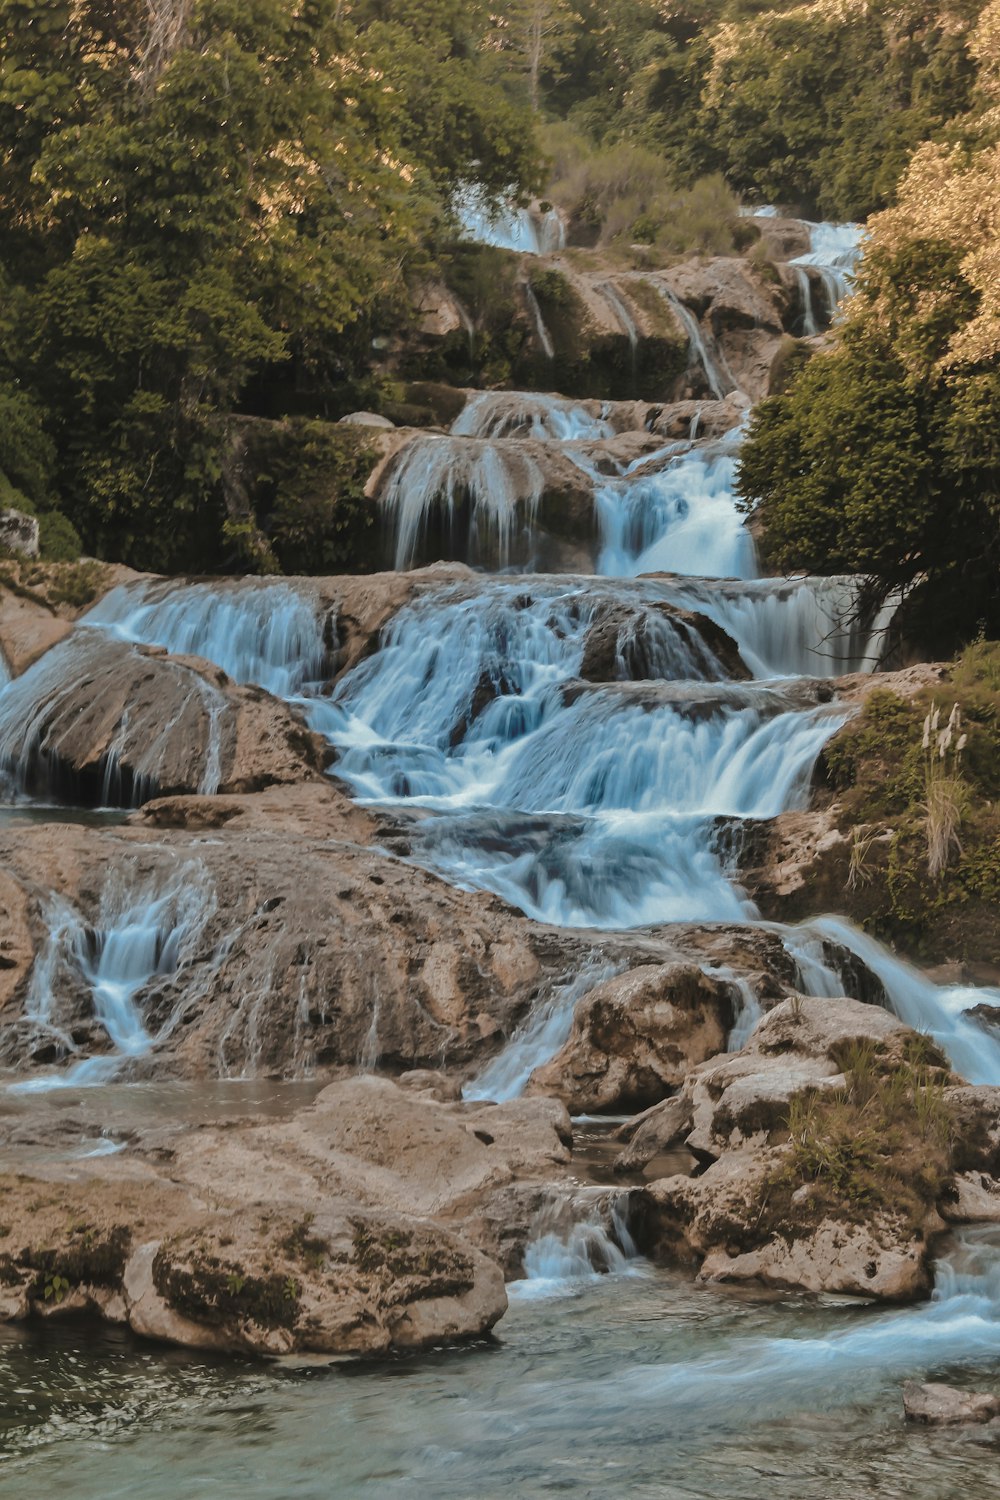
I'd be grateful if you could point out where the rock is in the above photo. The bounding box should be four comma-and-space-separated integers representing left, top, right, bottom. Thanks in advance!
903, 1381, 1000, 1426
0, 508, 39, 559
941, 1172, 1000, 1224
579, 600, 749, 685
339, 411, 396, 429
646, 396, 749, 440
0, 870, 33, 1017
0, 631, 326, 806
630, 996, 959, 1302
0, 1076, 582, 1357
613, 1095, 694, 1175
527, 963, 739, 1113
0, 579, 73, 675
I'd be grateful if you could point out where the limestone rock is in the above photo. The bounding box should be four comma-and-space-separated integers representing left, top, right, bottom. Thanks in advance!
0, 631, 326, 806
527, 963, 738, 1113
903, 1381, 1000, 1425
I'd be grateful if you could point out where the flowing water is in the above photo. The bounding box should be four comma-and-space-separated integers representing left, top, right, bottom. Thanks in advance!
2, 214, 999, 1492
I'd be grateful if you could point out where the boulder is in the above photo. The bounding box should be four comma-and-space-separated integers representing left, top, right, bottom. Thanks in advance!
0, 1076, 579, 1357
527, 963, 738, 1113
579, 599, 749, 684
903, 1381, 1000, 1426
0, 579, 73, 675
339, 411, 396, 429
0, 631, 326, 806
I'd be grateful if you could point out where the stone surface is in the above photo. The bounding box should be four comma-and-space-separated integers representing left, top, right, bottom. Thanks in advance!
527, 963, 739, 1113
903, 1381, 1000, 1425
0, 1076, 581, 1357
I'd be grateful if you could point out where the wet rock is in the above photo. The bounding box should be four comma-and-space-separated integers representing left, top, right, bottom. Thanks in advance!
0, 1077, 581, 1357
0, 632, 326, 807
579, 600, 749, 684
941, 1171, 1000, 1224
613, 1095, 694, 1175
903, 1381, 1000, 1425
527, 963, 738, 1113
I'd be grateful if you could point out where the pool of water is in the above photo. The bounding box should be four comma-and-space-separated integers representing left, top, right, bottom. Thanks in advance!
1, 1254, 998, 1499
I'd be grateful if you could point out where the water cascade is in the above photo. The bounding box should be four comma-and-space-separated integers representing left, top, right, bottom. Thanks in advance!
656, 284, 733, 399
378, 435, 549, 571
84, 579, 328, 697
791, 220, 864, 320
453, 185, 565, 255
523, 281, 556, 360
451, 391, 613, 442
9, 860, 215, 1088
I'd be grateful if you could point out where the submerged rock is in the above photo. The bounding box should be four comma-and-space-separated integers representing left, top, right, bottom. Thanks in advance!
903, 1381, 1000, 1426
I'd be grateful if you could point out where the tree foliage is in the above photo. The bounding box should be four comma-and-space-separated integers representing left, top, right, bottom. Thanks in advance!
0, 0, 539, 570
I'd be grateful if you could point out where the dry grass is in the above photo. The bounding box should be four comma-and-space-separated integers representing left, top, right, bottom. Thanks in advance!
921, 703, 970, 878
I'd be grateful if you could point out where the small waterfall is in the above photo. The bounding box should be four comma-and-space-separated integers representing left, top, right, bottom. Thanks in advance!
792, 265, 819, 336
9, 860, 215, 1088
523, 282, 555, 360
790, 221, 863, 321
594, 433, 756, 581
655, 576, 900, 677
83, 579, 328, 697
510, 1189, 641, 1300
806, 916, 1000, 1085
452, 392, 612, 442
597, 280, 639, 387
453, 185, 565, 255
464, 960, 621, 1102
657, 285, 732, 400
0, 633, 230, 807
377, 435, 548, 570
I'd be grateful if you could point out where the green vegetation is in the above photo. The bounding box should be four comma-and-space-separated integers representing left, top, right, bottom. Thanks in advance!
802, 644, 1000, 962
765, 1036, 954, 1234
738, 3, 1000, 646
0, 0, 540, 572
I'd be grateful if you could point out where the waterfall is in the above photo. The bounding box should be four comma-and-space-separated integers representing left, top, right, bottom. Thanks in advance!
510, 1189, 641, 1299
377, 435, 548, 570
805, 916, 1000, 1085
465, 960, 621, 1102
656, 285, 732, 399
452, 392, 613, 442
83, 578, 327, 697
523, 282, 555, 360
0, 633, 230, 807
792, 265, 819, 336
791, 221, 864, 320
594, 434, 756, 580
453, 185, 565, 255
9, 859, 215, 1089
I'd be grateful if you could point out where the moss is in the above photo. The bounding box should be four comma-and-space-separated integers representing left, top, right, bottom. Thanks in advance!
152, 1245, 300, 1331
21, 1223, 131, 1298
351, 1220, 475, 1302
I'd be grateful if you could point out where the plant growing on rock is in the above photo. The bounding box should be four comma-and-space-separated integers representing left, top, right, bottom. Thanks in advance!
921, 703, 970, 878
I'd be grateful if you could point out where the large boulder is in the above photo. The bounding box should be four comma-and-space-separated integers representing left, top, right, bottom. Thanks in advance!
527, 963, 739, 1113
903, 1382, 1000, 1425
0, 508, 39, 559
0, 1076, 575, 1356
0, 630, 326, 806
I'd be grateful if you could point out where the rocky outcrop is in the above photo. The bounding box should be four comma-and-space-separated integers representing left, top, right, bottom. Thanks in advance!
0, 1077, 577, 1357
0, 632, 326, 806
578, 598, 749, 684
628, 995, 983, 1302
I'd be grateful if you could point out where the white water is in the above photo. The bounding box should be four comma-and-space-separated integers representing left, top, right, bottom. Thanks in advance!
10, 860, 215, 1089
523, 282, 555, 359
379, 435, 547, 571
84, 579, 327, 696
791, 220, 864, 319
511, 1190, 641, 1300
454, 185, 565, 255
452, 391, 613, 442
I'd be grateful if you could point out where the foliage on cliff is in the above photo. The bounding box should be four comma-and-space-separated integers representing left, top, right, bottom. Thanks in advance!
0, 0, 539, 570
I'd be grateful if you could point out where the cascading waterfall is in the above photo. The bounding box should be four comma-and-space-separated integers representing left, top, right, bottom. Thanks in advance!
593, 434, 756, 580
452, 391, 613, 442
790, 220, 863, 319
453, 184, 565, 255
9, 859, 215, 1089
84, 579, 328, 696
523, 282, 556, 360
656, 284, 733, 399
378, 435, 548, 571
510, 1189, 641, 1300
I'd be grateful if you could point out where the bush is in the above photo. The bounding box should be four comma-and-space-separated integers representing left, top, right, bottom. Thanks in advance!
37, 510, 82, 563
